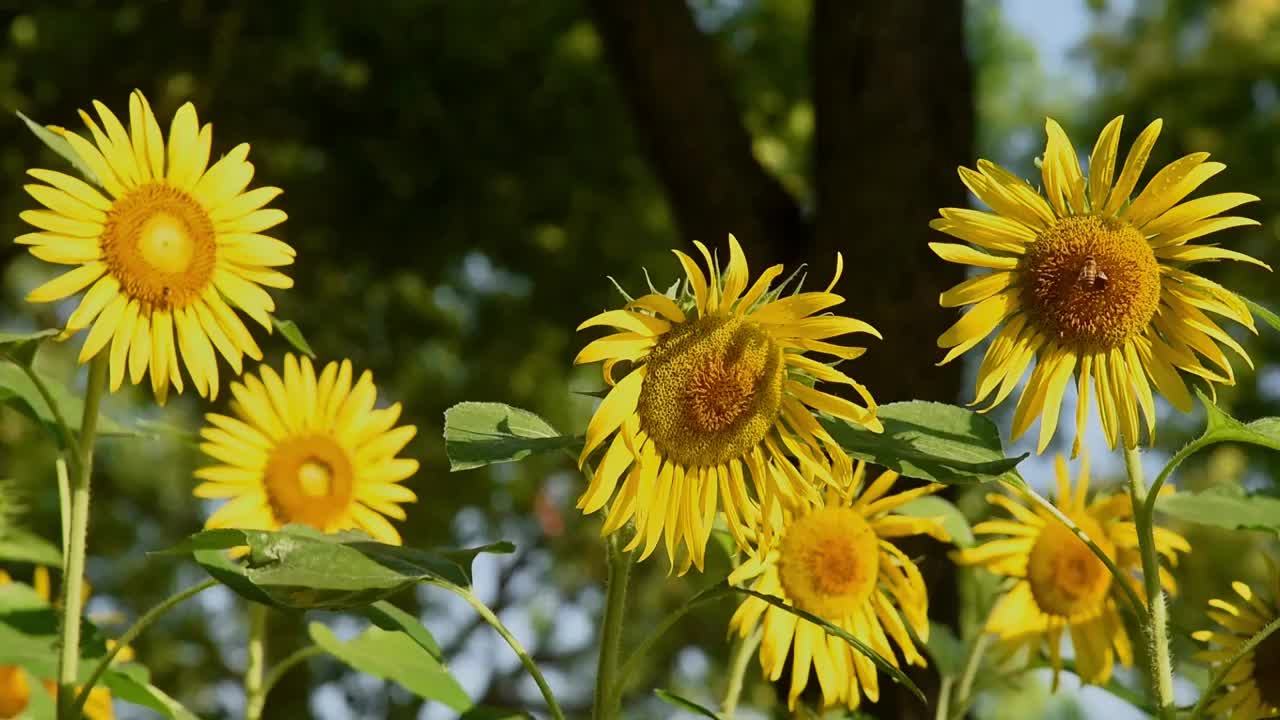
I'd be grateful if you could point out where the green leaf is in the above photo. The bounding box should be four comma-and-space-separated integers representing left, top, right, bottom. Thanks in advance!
444, 402, 580, 471
357, 600, 443, 661
654, 689, 721, 719
0, 529, 61, 566
1245, 297, 1280, 335
458, 709, 531, 720
16, 111, 100, 185
924, 621, 964, 678
1152, 391, 1280, 498
0, 329, 60, 367
310, 622, 471, 711
894, 496, 974, 547
166, 525, 514, 610
271, 316, 315, 358
103, 665, 201, 720
0, 364, 137, 445
823, 401, 1027, 485
693, 583, 925, 704
0, 582, 107, 681
1156, 484, 1280, 535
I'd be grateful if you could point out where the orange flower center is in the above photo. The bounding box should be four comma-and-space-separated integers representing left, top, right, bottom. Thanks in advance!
264, 434, 355, 530
637, 315, 783, 467
1026, 514, 1114, 619
1021, 215, 1159, 352
777, 506, 879, 619
101, 181, 216, 310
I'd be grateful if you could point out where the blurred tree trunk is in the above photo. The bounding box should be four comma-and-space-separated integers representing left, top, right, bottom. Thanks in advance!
589, 1, 973, 718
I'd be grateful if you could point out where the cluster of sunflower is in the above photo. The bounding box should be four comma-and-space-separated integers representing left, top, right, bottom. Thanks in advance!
9, 90, 1280, 718
571, 117, 1278, 717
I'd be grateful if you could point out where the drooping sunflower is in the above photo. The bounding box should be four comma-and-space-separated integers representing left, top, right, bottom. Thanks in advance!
933, 116, 1266, 453
0, 567, 120, 720
575, 235, 881, 573
194, 354, 419, 544
1192, 578, 1280, 719
727, 462, 947, 710
954, 454, 1190, 686
18, 90, 294, 403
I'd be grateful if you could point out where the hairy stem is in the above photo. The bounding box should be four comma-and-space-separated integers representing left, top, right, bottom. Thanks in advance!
56, 356, 107, 720
1123, 443, 1176, 720
594, 533, 634, 720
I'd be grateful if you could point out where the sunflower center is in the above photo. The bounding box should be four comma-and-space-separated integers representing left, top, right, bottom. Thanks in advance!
637, 315, 784, 467
100, 181, 217, 310
0, 666, 29, 719
1253, 629, 1280, 709
777, 506, 879, 619
264, 434, 355, 531
1020, 215, 1159, 352
1026, 514, 1114, 619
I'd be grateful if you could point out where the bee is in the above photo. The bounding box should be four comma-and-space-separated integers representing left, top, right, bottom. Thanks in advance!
1079, 256, 1108, 290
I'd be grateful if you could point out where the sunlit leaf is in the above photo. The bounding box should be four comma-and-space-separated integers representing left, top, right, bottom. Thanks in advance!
654, 689, 720, 718
356, 600, 443, 661
103, 664, 201, 720
0, 364, 138, 446
165, 525, 514, 610
823, 401, 1027, 485
270, 316, 316, 358
0, 529, 61, 566
894, 496, 974, 547
1157, 484, 1280, 535
0, 582, 108, 680
444, 402, 579, 471
0, 329, 59, 367
310, 622, 471, 711
16, 111, 100, 185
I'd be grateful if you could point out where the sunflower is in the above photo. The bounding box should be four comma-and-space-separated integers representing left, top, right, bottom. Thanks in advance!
1192, 578, 1280, 719
18, 90, 294, 403
194, 353, 419, 544
954, 454, 1190, 687
575, 235, 881, 573
0, 567, 119, 720
932, 116, 1266, 453
727, 462, 947, 710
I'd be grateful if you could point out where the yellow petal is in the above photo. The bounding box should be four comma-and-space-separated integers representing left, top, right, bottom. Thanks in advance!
1088, 116, 1124, 210
1103, 118, 1163, 215
27, 262, 106, 303
579, 366, 646, 465
929, 242, 1019, 269
939, 271, 1014, 308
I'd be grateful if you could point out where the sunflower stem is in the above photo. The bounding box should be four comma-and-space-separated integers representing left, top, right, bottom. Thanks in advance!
55, 355, 106, 720
721, 627, 761, 719
257, 645, 325, 708
244, 603, 269, 720
1122, 443, 1176, 720
594, 532, 634, 720
447, 584, 567, 720
72, 578, 217, 716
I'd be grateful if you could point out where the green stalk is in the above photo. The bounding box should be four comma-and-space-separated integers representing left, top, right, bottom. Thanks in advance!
56, 355, 107, 720
1122, 443, 1176, 720
257, 645, 325, 708
449, 584, 567, 720
244, 604, 269, 720
73, 579, 217, 715
594, 533, 634, 720
720, 627, 761, 719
